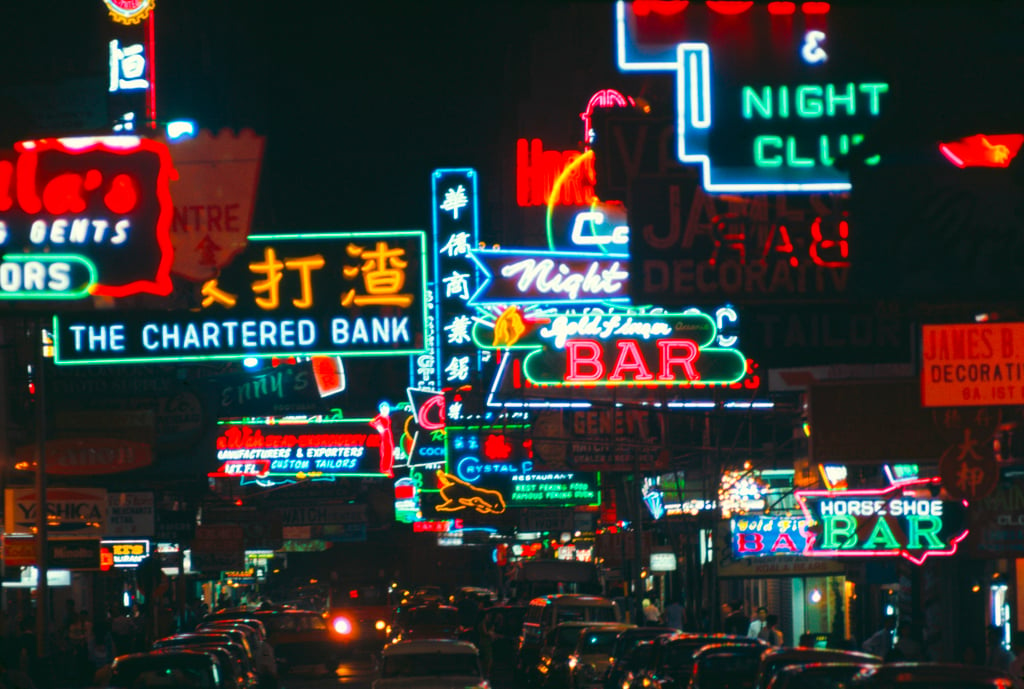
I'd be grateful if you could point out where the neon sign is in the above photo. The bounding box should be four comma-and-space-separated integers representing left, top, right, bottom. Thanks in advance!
795, 478, 969, 565
446, 425, 533, 484
103, 0, 156, 25
432, 169, 482, 418
614, 2, 888, 192
0, 136, 174, 298
211, 418, 393, 479
507, 472, 600, 507
516, 311, 746, 387
468, 249, 630, 305
939, 134, 1024, 169
731, 515, 810, 557
52, 230, 427, 365
435, 471, 507, 515
100, 539, 150, 568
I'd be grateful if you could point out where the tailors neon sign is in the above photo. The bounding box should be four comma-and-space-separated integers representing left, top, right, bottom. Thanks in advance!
52, 230, 427, 365
615, 2, 888, 192
469, 249, 630, 305
0, 136, 174, 298
212, 418, 394, 479
795, 478, 969, 565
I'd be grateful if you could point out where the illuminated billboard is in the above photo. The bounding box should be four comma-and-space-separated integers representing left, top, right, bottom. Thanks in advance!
211, 417, 397, 480
53, 230, 428, 365
0, 136, 174, 299
795, 478, 969, 565
731, 515, 811, 558
615, 2, 888, 192
921, 322, 1024, 407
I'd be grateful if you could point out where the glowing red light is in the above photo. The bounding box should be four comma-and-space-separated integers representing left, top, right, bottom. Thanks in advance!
631, 1, 688, 17
767, 1, 796, 14
349, 589, 359, 599
705, 2, 754, 15
801, 2, 830, 14
484, 434, 513, 460
233, 498, 243, 506
939, 134, 1024, 168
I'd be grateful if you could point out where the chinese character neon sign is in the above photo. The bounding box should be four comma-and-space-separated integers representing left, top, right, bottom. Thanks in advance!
614, 2, 888, 192
795, 477, 969, 565
52, 230, 427, 365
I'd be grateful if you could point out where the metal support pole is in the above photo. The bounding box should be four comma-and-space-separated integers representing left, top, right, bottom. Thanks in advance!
34, 318, 48, 658
632, 449, 644, 625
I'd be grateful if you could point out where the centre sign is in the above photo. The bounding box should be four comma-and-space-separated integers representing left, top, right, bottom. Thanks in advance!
795, 478, 969, 565
52, 230, 427, 365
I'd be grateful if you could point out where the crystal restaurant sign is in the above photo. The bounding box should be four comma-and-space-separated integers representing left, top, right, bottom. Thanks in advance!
52, 230, 427, 365
795, 478, 969, 565
0, 135, 175, 300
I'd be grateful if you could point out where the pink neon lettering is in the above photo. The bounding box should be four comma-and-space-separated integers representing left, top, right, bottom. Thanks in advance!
608, 340, 655, 381
565, 339, 604, 381
417, 394, 446, 431
657, 339, 699, 381
738, 532, 763, 553
516, 138, 595, 207
771, 533, 798, 552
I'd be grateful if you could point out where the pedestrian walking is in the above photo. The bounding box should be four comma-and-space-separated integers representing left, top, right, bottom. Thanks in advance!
723, 601, 749, 636
665, 599, 685, 631
642, 599, 662, 624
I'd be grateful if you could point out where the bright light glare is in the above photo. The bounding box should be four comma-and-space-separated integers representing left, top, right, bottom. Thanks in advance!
166, 120, 196, 140
332, 617, 352, 635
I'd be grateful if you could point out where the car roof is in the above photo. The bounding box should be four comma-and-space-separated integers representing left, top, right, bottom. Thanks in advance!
763, 647, 882, 664
113, 649, 218, 667
532, 595, 616, 606
857, 663, 1012, 682
695, 642, 770, 658
382, 640, 479, 656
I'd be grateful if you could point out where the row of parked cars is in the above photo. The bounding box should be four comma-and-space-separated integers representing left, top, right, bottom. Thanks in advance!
513, 595, 1016, 689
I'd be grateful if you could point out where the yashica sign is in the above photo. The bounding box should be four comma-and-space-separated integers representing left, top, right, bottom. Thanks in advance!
0, 136, 175, 299
921, 322, 1024, 407
52, 230, 427, 365
5, 487, 107, 538
796, 478, 969, 565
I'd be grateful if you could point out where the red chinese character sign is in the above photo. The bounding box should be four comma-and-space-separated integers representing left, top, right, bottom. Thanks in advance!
795, 478, 969, 565
0, 136, 175, 300
51, 230, 427, 365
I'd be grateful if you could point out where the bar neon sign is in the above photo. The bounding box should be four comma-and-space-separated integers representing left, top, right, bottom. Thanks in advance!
795, 477, 969, 565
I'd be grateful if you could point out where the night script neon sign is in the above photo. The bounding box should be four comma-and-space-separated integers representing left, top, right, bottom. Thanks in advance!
795, 478, 969, 565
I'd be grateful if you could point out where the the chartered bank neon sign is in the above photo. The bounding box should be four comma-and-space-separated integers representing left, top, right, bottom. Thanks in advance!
796, 477, 969, 565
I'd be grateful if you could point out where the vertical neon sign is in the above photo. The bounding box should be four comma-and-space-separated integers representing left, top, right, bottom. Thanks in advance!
432, 169, 481, 422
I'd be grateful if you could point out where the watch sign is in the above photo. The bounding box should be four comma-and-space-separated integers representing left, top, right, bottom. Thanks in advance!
796, 478, 969, 565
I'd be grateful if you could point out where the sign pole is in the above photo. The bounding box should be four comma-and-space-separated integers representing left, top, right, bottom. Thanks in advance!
33, 317, 48, 659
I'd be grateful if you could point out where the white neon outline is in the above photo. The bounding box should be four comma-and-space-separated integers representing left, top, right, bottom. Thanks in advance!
615, 3, 856, 193
468, 248, 632, 306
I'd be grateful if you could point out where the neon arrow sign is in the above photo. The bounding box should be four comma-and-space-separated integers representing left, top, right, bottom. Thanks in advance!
468, 248, 630, 306
795, 477, 969, 565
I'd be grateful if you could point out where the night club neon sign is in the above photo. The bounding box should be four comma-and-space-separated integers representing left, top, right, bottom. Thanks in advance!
0, 136, 174, 298
795, 478, 969, 565
614, 2, 888, 192
52, 230, 427, 365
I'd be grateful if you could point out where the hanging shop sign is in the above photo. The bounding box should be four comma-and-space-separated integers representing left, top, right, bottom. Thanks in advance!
795, 478, 969, 565
48, 539, 101, 570
419, 469, 600, 519
0, 136, 174, 299
965, 478, 1024, 558
100, 539, 150, 568
52, 230, 427, 365
211, 417, 395, 480
1, 535, 36, 567
4, 487, 107, 538
531, 408, 669, 472
468, 249, 630, 305
445, 425, 534, 484
615, 2, 888, 192
14, 439, 152, 476
731, 515, 811, 558
432, 169, 482, 405
103, 0, 155, 26
921, 322, 1024, 408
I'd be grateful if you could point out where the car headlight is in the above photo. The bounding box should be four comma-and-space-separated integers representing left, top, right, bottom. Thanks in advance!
375, 619, 387, 631
332, 616, 353, 635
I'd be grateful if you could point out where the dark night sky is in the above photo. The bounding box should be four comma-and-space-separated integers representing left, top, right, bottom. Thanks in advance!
1, 1, 1022, 244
